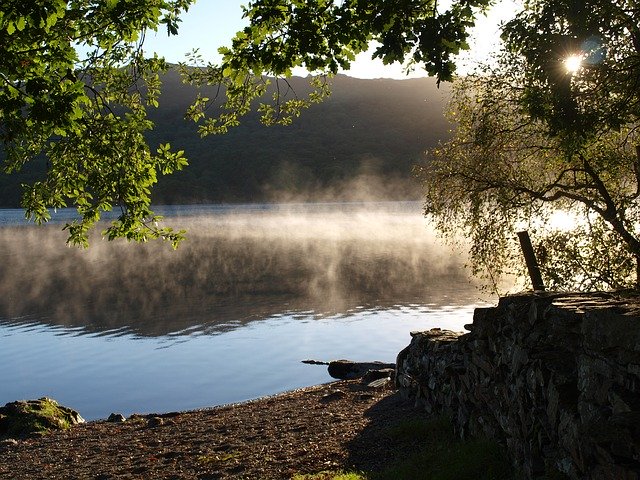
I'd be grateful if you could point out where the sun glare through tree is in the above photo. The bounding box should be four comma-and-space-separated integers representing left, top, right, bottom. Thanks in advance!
564, 54, 583, 74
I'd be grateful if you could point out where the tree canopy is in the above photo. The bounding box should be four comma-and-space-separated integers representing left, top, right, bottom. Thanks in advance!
418, 0, 640, 291
177, 0, 493, 137
1, 0, 494, 246
222, 0, 493, 82
1, 0, 193, 247
501, 0, 640, 139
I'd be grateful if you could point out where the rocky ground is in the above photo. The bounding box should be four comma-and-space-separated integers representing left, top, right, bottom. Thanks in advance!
0, 379, 432, 479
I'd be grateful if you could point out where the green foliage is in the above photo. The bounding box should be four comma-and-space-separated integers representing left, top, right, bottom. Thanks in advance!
418, 0, 640, 291
534, 217, 638, 291
1, 0, 193, 246
225, 0, 493, 84
419, 74, 640, 290
501, 0, 640, 142
179, 0, 493, 137
179, 54, 332, 137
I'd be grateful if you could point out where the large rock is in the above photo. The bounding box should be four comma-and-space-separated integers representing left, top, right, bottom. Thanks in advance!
0, 398, 85, 438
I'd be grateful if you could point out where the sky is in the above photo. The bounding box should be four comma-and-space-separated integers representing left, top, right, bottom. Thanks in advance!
143, 0, 521, 79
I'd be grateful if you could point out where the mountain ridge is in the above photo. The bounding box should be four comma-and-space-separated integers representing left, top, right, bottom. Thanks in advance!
0, 72, 452, 206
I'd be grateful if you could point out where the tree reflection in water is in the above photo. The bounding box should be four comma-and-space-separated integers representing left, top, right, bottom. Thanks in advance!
0, 203, 483, 337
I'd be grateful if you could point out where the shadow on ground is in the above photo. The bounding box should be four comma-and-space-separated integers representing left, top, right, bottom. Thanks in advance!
344, 389, 432, 474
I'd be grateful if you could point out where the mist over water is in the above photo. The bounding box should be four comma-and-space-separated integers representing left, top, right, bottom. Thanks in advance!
0, 202, 492, 419
0, 202, 480, 335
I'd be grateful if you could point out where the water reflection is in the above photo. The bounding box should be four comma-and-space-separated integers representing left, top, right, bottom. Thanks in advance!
0, 203, 481, 337
0, 203, 493, 418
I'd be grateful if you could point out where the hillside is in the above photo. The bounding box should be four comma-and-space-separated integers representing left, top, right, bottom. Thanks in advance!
0, 72, 451, 206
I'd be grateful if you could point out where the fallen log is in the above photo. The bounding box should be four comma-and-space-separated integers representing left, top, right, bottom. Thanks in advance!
301, 360, 330, 365
327, 360, 395, 379
301, 359, 395, 380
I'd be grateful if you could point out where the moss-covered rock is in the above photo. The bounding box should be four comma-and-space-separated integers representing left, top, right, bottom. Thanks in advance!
0, 398, 84, 438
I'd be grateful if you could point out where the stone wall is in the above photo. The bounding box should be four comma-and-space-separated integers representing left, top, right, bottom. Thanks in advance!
396, 292, 640, 479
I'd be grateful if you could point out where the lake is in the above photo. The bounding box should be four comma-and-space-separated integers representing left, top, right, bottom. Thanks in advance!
0, 202, 493, 420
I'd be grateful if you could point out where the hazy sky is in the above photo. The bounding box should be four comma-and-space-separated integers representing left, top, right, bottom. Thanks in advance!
143, 0, 521, 79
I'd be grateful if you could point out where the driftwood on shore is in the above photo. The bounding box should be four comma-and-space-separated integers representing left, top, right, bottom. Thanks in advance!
302, 359, 395, 380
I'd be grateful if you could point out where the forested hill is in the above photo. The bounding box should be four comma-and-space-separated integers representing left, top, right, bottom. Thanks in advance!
0, 72, 451, 207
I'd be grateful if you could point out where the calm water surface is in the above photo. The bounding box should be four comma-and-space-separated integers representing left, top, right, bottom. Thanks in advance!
0, 202, 493, 419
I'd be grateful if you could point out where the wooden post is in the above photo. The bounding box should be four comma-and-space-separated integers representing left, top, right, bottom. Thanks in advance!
517, 231, 546, 291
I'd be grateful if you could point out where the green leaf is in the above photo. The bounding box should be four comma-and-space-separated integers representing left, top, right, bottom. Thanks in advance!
15, 17, 26, 32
